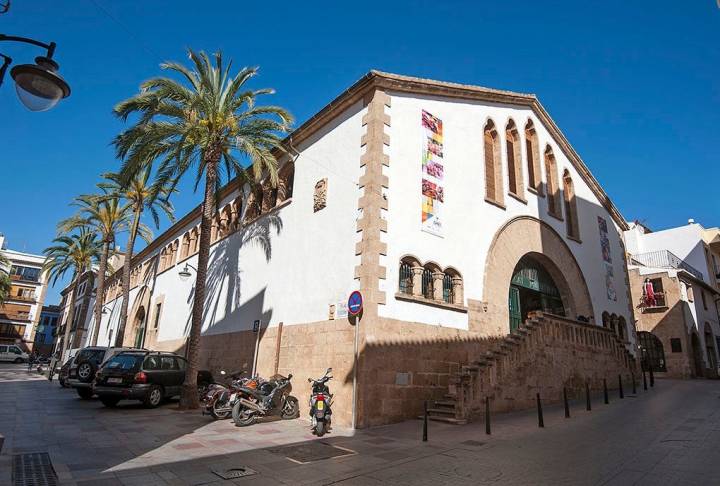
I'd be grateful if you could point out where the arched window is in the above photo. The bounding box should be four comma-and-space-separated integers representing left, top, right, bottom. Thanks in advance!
180, 233, 190, 260
610, 313, 618, 334
443, 267, 463, 305
219, 205, 232, 238
483, 120, 503, 206
618, 316, 626, 341
602, 311, 610, 328
262, 180, 278, 212
399, 260, 414, 295
278, 162, 295, 203
422, 267, 434, 300
563, 169, 580, 240
638, 331, 667, 372
244, 185, 263, 223
505, 119, 523, 198
230, 196, 242, 231
525, 120, 542, 194
544, 145, 561, 218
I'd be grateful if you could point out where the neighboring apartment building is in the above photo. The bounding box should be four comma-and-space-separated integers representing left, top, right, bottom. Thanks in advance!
55, 270, 96, 359
34, 304, 60, 355
96, 71, 636, 427
625, 221, 720, 378
0, 234, 48, 351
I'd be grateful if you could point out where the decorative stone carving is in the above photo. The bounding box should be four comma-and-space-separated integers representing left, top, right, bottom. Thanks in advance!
314, 178, 328, 212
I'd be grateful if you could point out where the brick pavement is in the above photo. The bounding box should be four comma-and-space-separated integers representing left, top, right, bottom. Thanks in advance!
1, 363, 719, 485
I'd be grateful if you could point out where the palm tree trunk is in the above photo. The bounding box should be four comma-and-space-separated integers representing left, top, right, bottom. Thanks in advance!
179, 153, 219, 409
115, 207, 141, 346
90, 240, 110, 346
59, 276, 79, 360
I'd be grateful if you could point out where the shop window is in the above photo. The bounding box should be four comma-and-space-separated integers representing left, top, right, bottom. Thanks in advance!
670, 338, 682, 353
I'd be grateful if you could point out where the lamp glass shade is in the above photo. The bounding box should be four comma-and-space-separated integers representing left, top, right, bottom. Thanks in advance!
11, 57, 70, 112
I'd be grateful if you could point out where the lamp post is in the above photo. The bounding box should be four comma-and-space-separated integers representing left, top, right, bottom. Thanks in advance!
0, 34, 70, 111
178, 263, 197, 282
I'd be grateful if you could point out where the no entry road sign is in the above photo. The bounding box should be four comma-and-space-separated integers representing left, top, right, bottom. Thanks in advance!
347, 291, 363, 316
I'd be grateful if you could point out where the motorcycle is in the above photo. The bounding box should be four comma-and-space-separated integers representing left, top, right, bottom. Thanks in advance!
231, 374, 299, 426
201, 370, 259, 420
308, 368, 333, 437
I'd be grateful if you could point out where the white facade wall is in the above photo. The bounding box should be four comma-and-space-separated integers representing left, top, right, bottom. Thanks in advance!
380, 93, 632, 328
97, 101, 366, 343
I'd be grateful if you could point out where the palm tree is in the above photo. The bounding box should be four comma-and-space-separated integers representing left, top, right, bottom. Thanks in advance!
113, 50, 292, 408
58, 191, 131, 346
100, 170, 175, 346
43, 228, 101, 358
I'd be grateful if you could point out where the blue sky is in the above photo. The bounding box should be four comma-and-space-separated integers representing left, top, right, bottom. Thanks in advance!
2, 1, 719, 305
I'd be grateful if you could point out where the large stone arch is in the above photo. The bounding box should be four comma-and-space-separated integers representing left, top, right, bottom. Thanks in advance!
480, 216, 593, 336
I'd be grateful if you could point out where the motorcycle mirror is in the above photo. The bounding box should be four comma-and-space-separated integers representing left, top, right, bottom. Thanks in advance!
308, 378, 312, 383
326, 368, 332, 373
288, 374, 293, 380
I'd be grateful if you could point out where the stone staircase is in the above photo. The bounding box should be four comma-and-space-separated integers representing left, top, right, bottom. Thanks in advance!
422, 312, 636, 424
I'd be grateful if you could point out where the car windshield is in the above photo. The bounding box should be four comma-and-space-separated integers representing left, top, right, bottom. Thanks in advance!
103, 354, 142, 371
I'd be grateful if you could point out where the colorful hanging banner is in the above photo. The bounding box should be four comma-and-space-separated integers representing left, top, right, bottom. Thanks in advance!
421, 110, 444, 236
598, 216, 617, 301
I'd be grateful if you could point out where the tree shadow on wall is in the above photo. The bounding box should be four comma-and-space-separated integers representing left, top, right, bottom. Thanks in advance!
183, 213, 283, 338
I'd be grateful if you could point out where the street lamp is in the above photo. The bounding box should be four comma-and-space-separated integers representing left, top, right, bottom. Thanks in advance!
0, 34, 70, 111
178, 263, 196, 282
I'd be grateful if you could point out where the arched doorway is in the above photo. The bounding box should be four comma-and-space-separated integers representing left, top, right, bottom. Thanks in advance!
638, 331, 666, 372
134, 306, 146, 349
509, 255, 565, 331
482, 217, 593, 336
691, 332, 704, 378
704, 323, 717, 375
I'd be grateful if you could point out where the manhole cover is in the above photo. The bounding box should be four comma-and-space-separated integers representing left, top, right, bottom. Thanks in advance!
268, 441, 356, 464
13, 452, 58, 486
211, 466, 258, 479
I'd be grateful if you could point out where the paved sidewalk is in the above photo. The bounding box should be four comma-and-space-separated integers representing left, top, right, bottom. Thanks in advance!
1, 363, 720, 485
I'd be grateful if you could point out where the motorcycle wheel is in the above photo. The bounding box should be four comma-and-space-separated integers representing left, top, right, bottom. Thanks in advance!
281, 396, 299, 420
210, 400, 232, 420
232, 401, 256, 427
315, 420, 327, 437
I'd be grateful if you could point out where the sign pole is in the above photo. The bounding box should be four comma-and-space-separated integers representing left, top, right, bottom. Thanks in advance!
251, 319, 261, 377
347, 291, 363, 430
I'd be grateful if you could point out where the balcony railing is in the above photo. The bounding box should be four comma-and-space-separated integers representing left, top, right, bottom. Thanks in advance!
630, 250, 704, 280
9, 274, 40, 283
0, 323, 26, 339
6, 293, 36, 303
637, 292, 668, 312
0, 311, 31, 322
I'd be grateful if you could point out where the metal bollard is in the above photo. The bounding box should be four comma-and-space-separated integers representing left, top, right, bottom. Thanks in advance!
586, 382, 592, 411
563, 387, 570, 419
485, 396, 491, 435
618, 374, 624, 399
422, 400, 428, 442
643, 370, 648, 391
649, 367, 655, 388
536, 393, 544, 428
631, 371, 636, 395
603, 378, 609, 404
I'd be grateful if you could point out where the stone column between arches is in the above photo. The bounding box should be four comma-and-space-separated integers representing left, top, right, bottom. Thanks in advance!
476, 216, 593, 336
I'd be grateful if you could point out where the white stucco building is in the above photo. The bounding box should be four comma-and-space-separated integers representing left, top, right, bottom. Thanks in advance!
0, 234, 48, 351
95, 72, 636, 427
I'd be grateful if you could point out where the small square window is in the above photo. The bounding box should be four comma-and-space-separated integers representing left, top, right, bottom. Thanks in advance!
670, 338, 682, 353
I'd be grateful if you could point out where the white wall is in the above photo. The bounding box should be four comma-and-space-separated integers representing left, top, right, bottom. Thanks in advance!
381, 92, 632, 330
97, 101, 366, 344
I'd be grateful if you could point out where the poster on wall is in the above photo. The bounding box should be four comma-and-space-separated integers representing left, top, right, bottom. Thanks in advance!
421, 110, 444, 236
598, 216, 617, 301
605, 263, 617, 301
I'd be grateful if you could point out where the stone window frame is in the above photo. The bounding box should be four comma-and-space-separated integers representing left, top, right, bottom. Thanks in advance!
395, 255, 466, 311
525, 119, 543, 196
483, 119, 505, 208
670, 337, 682, 353
505, 118, 525, 203
544, 145, 563, 220
562, 169, 581, 242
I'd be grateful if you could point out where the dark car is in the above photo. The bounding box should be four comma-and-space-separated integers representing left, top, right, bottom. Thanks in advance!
94, 351, 199, 408
68, 346, 145, 399
58, 356, 75, 388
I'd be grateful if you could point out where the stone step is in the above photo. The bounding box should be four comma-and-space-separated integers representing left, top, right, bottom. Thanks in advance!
418, 415, 468, 425
443, 394, 457, 400
433, 400, 457, 408
426, 407, 455, 416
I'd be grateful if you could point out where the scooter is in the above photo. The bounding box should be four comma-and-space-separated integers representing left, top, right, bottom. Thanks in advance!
201, 370, 258, 420
232, 374, 299, 426
308, 368, 333, 437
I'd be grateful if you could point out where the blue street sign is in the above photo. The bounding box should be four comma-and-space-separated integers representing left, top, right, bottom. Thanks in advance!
253, 320, 260, 333
348, 291, 363, 316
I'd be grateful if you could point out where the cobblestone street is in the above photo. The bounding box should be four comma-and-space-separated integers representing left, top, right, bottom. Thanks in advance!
1, 363, 719, 485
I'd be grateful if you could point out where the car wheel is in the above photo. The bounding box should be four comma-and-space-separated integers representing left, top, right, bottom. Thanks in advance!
77, 362, 95, 383
100, 397, 120, 408
76, 387, 93, 400
14, 357, 23, 364
143, 385, 164, 408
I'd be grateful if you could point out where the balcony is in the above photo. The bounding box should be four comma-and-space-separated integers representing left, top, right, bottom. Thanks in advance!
0, 311, 31, 322
637, 292, 668, 313
6, 293, 36, 303
630, 250, 704, 280
9, 274, 40, 283
0, 323, 26, 339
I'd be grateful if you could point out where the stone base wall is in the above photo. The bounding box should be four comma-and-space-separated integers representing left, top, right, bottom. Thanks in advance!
456, 313, 637, 420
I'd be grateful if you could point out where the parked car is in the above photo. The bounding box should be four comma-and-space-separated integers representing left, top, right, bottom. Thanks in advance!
68, 346, 145, 399
94, 350, 207, 408
0, 344, 29, 363
58, 356, 75, 388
